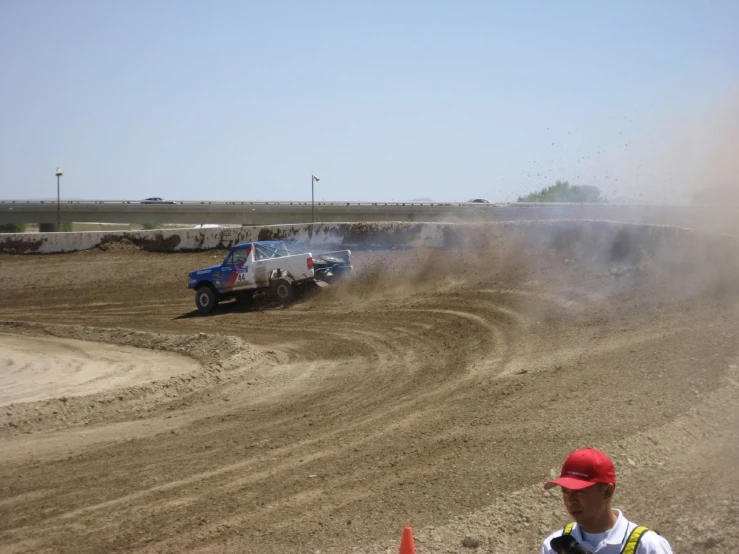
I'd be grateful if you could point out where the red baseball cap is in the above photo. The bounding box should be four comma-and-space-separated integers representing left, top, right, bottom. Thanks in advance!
544, 447, 617, 490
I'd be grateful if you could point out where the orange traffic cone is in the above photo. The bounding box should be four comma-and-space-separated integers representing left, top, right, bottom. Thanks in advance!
399, 526, 416, 554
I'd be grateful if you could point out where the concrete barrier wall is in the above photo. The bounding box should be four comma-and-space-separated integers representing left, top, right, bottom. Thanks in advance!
0, 222, 449, 254
2, 218, 737, 257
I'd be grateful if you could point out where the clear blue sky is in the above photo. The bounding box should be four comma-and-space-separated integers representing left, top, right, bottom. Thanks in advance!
1, 1, 737, 203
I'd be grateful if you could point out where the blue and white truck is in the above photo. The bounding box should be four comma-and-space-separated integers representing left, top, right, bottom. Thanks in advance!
187, 240, 352, 314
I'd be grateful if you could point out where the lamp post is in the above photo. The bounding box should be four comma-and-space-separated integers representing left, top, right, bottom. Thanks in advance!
311, 174, 320, 227
55, 168, 63, 230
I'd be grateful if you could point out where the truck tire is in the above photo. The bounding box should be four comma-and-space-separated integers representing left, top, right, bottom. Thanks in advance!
272, 277, 295, 304
195, 285, 218, 314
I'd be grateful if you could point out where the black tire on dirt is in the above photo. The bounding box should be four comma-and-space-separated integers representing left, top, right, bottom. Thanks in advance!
195, 285, 218, 314
271, 277, 296, 304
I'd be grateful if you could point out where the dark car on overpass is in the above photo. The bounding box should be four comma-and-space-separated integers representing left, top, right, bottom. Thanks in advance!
141, 197, 176, 204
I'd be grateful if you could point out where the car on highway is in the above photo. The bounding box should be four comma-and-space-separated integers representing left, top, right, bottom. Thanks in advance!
141, 197, 176, 204
467, 198, 491, 203
187, 240, 353, 314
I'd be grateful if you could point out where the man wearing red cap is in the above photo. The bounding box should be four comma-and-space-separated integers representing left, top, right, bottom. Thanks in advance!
541, 447, 673, 554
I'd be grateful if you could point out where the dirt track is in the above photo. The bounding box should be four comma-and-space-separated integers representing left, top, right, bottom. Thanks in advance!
1, 223, 738, 553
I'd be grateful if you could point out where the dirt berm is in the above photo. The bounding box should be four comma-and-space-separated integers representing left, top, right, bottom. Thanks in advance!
0, 220, 737, 554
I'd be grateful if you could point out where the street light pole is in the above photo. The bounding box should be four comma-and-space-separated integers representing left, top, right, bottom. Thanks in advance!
55, 168, 63, 230
311, 175, 320, 227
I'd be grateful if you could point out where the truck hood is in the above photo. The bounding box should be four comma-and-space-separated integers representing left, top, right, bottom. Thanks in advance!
189, 264, 221, 277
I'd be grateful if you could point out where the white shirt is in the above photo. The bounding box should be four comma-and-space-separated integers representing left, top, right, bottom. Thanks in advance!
541, 510, 673, 554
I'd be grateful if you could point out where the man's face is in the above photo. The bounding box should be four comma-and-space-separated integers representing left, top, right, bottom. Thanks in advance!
561, 483, 612, 525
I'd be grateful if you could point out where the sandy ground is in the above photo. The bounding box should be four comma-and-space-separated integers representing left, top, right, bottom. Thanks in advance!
0, 334, 201, 406
0, 223, 737, 553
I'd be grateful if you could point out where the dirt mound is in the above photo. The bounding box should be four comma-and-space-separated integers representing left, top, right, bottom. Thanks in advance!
97, 237, 143, 253
0, 321, 278, 436
0, 333, 202, 405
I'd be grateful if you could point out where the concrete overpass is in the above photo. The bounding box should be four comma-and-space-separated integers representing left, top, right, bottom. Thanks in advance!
0, 199, 736, 234
2, 199, 469, 226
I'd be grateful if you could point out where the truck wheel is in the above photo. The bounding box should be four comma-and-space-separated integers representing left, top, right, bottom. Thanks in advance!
272, 277, 295, 304
195, 285, 218, 314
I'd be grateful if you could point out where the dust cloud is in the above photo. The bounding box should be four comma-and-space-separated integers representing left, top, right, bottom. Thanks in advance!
585, 86, 739, 206
688, 89, 739, 204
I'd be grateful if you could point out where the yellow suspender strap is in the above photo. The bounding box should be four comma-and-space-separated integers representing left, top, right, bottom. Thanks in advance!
621, 526, 649, 554
563, 522, 575, 535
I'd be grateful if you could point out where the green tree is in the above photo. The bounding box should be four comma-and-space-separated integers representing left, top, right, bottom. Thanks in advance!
517, 180, 605, 203
0, 223, 26, 233
142, 223, 161, 230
